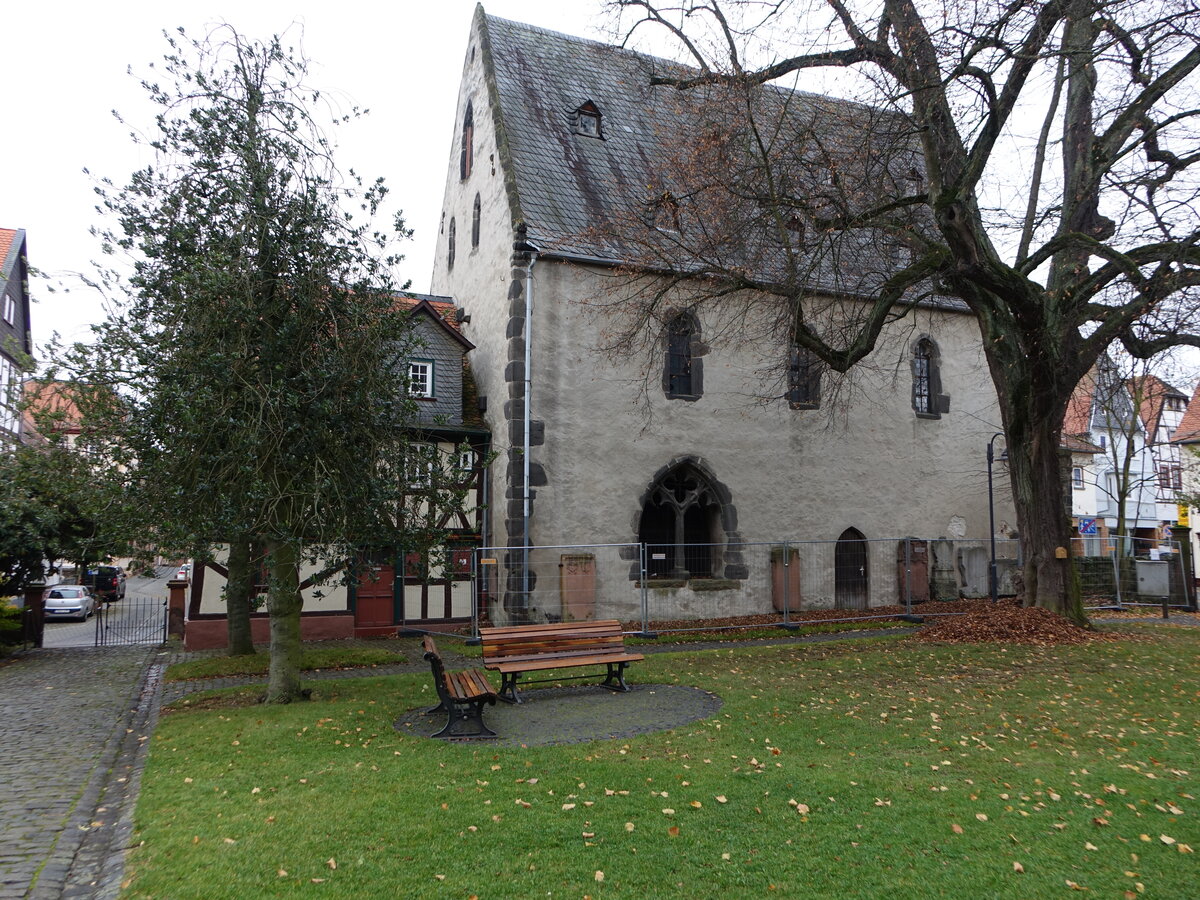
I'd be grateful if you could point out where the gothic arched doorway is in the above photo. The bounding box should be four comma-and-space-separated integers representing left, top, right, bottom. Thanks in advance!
835, 528, 869, 609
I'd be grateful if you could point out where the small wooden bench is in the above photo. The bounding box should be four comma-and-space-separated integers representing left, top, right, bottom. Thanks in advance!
422, 635, 499, 740
480, 619, 644, 703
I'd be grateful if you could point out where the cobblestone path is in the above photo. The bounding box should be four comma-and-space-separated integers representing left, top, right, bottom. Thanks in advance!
0, 646, 158, 899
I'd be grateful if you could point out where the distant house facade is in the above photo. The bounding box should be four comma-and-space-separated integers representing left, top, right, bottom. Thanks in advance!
182, 295, 491, 650
1132, 375, 1190, 529
1062, 361, 1160, 553
430, 10, 1017, 624
0, 228, 32, 446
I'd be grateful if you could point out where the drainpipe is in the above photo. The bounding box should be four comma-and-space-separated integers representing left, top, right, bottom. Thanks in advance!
514, 228, 540, 612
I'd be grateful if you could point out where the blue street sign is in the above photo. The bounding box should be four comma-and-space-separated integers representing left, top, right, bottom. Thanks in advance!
1078, 518, 1097, 535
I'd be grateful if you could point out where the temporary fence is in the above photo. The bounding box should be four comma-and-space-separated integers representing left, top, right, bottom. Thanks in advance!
1078, 536, 1193, 611
471, 536, 1023, 637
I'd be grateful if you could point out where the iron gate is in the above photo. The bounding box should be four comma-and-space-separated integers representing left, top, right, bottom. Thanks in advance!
94, 594, 168, 646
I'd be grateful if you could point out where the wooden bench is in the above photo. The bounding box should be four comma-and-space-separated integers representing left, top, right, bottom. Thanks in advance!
422, 635, 499, 740
480, 619, 644, 703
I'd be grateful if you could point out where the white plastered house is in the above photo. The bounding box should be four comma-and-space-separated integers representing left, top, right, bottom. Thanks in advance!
430, 8, 1017, 625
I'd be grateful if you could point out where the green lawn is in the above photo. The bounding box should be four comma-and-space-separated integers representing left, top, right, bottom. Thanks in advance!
164, 646, 407, 681
125, 626, 1200, 898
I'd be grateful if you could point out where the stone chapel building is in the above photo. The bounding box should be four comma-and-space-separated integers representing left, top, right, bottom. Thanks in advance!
431, 8, 1016, 625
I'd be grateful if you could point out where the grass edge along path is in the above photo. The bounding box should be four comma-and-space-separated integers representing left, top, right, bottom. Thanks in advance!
127, 627, 1199, 898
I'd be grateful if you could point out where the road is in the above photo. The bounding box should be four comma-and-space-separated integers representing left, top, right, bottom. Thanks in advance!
41, 569, 175, 650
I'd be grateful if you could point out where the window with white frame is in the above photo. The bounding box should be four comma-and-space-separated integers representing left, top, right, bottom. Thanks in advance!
405, 443, 436, 487
2, 291, 14, 325
1072, 466, 1085, 490
0, 357, 19, 435
408, 360, 434, 399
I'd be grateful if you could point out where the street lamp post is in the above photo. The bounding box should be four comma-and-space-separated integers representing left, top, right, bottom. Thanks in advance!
987, 432, 1006, 603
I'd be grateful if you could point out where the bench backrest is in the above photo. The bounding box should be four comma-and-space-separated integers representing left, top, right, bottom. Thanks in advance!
481, 619, 628, 660
423, 635, 454, 704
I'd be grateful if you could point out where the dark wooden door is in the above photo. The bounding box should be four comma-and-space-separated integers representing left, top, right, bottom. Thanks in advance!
835, 528, 868, 609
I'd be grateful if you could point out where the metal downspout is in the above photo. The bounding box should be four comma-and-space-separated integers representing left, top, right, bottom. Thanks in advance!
515, 231, 540, 612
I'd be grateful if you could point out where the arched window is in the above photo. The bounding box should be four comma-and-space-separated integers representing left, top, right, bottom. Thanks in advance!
460, 101, 474, 180
788, 344, 821, 409
471, 193, 481, 249
912, 337, 947, 418
664, 313, 702, 400
448, 218, 456, 272
639, 464, 721, 578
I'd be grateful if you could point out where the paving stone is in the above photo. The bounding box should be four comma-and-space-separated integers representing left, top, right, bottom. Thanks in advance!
0, 646, 157, 899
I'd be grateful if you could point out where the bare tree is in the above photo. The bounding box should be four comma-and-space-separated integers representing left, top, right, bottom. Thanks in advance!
598, 0, 1200, 620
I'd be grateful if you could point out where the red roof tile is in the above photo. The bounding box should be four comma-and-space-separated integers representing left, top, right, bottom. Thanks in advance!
1062, 372, 1096, 440
0, 229, 16, 268
1172, 383, 1200, 444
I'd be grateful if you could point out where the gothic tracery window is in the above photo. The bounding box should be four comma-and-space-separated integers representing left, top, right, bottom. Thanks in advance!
639, 465, 720, 578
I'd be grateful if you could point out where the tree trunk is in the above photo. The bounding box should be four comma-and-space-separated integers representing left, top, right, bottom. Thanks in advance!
978, 307, 1089, 625
224, 536, 257, 657
263, 539, 305, 703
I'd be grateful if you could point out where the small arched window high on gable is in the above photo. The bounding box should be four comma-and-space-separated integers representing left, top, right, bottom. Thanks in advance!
664, 312, 702, 400
471, 193, 481, 249
448, 217, 457, 272
460, 101, 474, 180
912, 337, 949, 418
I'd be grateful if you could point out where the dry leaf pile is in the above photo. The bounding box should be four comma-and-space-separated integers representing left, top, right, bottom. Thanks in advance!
915, 600, 1108, 646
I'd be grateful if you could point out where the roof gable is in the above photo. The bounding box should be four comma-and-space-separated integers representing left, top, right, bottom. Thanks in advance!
1172, 382, 1200, 444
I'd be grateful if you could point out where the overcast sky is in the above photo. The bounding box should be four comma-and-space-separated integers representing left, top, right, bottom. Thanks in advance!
6, 0, 615, 353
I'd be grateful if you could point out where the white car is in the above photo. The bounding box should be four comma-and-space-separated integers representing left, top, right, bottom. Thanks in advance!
43, 585, 97, 621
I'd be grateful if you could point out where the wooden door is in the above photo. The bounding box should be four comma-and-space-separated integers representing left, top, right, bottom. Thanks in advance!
355, 562, 395, 628
835, 528, 868, 609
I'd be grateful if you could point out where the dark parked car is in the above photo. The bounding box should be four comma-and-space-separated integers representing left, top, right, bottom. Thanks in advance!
84, 565, 127, 602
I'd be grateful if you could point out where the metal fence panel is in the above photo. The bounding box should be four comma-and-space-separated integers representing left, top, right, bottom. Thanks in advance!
1080, 536, 1191, 610
474, 536, 1030, 635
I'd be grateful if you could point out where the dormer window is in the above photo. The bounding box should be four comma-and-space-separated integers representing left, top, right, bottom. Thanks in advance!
573, 101, 603, 139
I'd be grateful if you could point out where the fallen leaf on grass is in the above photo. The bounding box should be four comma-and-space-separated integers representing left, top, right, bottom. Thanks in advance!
662, 808, 675, 815
595, 871, 604, 882
690, 801, 703, 809
1012, 862, 1024, 873
716, 796, 728, 804
625, 822, 635, 832
951, 824, 964, 834
1160, 834, 1176, 845
562, 803, 576, 811
277, 869, 288, 877
1084, 843, 1098, 851
1177, 844, 1194, 853
976, 814, 988, 822
326, 858, 336, 870
668, 826, 680, 837
1065, 879, 1087, 890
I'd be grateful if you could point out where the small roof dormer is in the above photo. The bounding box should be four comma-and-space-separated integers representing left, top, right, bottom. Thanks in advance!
572, 100, 603, 139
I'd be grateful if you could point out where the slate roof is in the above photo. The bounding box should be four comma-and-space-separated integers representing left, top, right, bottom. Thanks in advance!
478, 10, 953, 306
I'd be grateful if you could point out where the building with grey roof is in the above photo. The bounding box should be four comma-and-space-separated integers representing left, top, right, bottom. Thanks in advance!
432, 7, 1016, 624
0, 228, 33, 446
